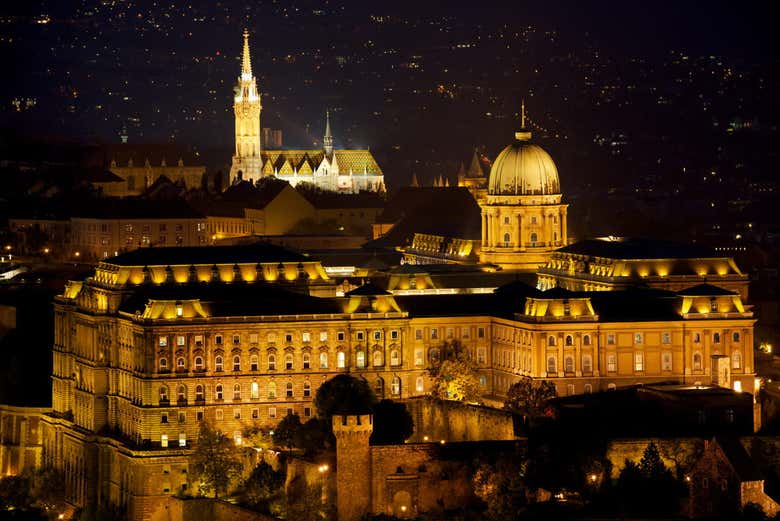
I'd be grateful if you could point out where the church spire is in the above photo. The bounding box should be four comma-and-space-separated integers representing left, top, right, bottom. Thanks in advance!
515, 97, 532, 142
323, 110, 333, 155
241, 29, 252, 78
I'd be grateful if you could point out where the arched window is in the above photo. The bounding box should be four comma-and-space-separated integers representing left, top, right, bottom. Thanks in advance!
194, 356, 204, 371
415, 376, 424, 393
584, 384, 592, 394
693, 352, 703, 371
564, 356, 574, 373
302, 352, 311, 369
337, 351, 346, 368
159, 385, 169, 403
375, 378, 385, 398
530, 232, 538, 244
582, 355, 592, 373
285, 353, 294, 370
268, 381, 276, 399
547, 356, 557, 374
565, 335, 573, 346
429, 348, 440, 365
373, 350, 383, 366
215, 384, 223, 401
215, 355, 223, 372
195, 385, 204, 402
583, 335, 591, 346
732, 350, 742, 370
233, 383, 241, 400
479, 375, 487, 388
251, 382, 259, 399
414, 349, 424, 366
391, 377, 401, 396
177, 384, 187, 402
356, 351, 366, 368
608, 383, 616, 391
177, 357, 185, 371
159, 357, 168, 371
320, 352, 328, 369
268, 354, 276, 370
548, 335, 556, 347
713, 332, 721, 343
733, 332, 741, 342
303, 382, 311, 397
285, 382, 294, 397
250, 354, 259, 371
233, 355, 241, 371
390, 350, 401, 366
503, 233, 511, 244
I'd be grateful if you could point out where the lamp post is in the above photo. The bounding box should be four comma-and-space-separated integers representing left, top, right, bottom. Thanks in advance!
318, 463, 329, 505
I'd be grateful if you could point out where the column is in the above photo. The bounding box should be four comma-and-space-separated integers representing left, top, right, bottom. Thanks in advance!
561, 207, 568, 245
481, 213, 487, 247
518, 214, 525, 249
514, 212, 521, 250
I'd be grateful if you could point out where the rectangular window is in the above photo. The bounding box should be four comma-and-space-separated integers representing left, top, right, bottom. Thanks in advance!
176, 335, 185, 346
252, 408, 259, 419
159, 336, 168, 347
161, 412, 168, 424
607, 333, 615, 345
179, 433, 187, 447
430, 328, 438, 340
415, 329, 423, 340
662, 352, 672, 371
477, 347, 486, 364
233, 335, 240, 345
373, 330, 381, 341
215, 409, 223, 421
178, 412, 186, 423
337, 332, 345, 341
234, 408, 241, 420
446, 328, 454, 339
478, 327, 485, 339
391, 330, 399, 340
357, 332, 364, 341
634, 353, 644, 372
634, 333, 643, 345
161, 434, 168, 448
662, 332, 671, 344
215, 335, 223, 345
250, 333, 259, 344
269, 407, 277, 419
607, 354, 617, 372
196, 411, 204, 422
195, 335, 203, 345
302, 332, 311, 343
414, 349, 424, 366
320, 331, 328, 342
462, 327, 470, 339
304, 407, 312, 418
285, 334, 293, 343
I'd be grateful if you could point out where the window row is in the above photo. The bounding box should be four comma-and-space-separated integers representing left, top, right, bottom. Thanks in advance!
546, 350, 744, 375
413, 327, 486, 341
157, 329, 402, 348
158, 381, 312, 403
547, 331, 743, 348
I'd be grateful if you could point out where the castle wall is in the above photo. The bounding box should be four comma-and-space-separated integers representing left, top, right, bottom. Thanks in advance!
404, 398, 516, 443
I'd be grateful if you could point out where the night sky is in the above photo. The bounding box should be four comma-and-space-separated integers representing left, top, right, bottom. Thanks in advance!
1, 1, 778, 191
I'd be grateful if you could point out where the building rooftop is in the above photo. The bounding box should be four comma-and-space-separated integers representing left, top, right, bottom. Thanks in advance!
71, 197, 204, 219
558, 238, 725, 260
104, 242, 309, 267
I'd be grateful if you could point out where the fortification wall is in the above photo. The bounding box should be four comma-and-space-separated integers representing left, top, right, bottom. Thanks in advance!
606, 437, 704, 477
404, 398, 516, 442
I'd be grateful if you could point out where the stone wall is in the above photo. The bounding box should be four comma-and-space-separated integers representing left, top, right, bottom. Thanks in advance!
403, 397, 516, 443
148, 496, 273, 521
606, 437, 704, 477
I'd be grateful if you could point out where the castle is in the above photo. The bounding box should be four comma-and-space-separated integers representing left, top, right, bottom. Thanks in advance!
229, 30, 385, 193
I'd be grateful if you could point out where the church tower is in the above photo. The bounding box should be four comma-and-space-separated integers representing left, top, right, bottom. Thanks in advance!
229, 29, 263, 184
323, 110, 334, 156
479, 101, 568, 270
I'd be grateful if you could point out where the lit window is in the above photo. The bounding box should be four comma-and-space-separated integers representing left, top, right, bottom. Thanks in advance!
302, 332, 311, 343
159, 386, 169, 403
268, 354, 276, 371
215, 356, 223, 372
548, 335, 556, 347
251, 382, 259, 399
607, 334, 615, 345
303, 352, 310, 369
215, 409, 223, 421
161, 434, 168, 448
634, 353, 644, 372
733, 381, 743, 393
430, 328, 438, 340
179, 433, 186, 447
462, 327, 469, 339
194, 356, 204, 371
268, 381, 276, 399
582, 355, 592, 373
269, 407, 277, 419
320, 331, 328, 342
303, 382, 311, 397
564, 356, 574, 373
415, 376, 424, 393
693, 352, 703, 371
233, 384, 241, 401
159, 336, 168, 347
662, 332, 671, 344
607, 354, 617, 372
249, 333, 259, 344
337, 351, 346, 368
732, 351, 742, 370
176, 335, 186, 346
286, 382, 294, 397
233, 355, 241, 371
215, 385, 223, 401
356, 351, 366, 368
391, 377, 401, 396
319, 352, 328, 369
373, 350, 383, 366
547, 356, 557, 374
390, 350, 401, 366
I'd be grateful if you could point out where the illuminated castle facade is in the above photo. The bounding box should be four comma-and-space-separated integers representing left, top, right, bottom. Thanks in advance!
479, 103, 568, 270
229, 31, 385, 193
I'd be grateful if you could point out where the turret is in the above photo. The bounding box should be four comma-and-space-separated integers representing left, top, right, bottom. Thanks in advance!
333, 414, 373, 521
323, 110, 333, 156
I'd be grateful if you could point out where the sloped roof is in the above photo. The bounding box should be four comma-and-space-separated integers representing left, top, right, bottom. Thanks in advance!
71, 197, 204, 220
105, 242, 307, 266
559, 238, 723, 259
715, 437, 763, 482
85, 144, 202, 168
676, 284, 738, 296
345, 283, 391, 296
333, 150, 383, 175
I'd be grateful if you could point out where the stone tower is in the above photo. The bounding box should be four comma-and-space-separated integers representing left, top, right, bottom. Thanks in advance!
333, 414, 373, 521
323, 110, 334, 156
229, 29, 263, 185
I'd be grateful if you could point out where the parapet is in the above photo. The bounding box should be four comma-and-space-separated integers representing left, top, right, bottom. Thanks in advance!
332, 414, 373, 434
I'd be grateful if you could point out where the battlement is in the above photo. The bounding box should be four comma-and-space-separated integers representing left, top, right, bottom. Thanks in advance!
332, 414, 373, 433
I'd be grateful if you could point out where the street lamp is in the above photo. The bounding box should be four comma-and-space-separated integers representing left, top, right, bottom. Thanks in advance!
318, 464, 329, 505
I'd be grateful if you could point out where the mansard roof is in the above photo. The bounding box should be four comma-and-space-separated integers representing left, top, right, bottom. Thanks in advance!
105, 242, 308, 267
558, 238, 724, 260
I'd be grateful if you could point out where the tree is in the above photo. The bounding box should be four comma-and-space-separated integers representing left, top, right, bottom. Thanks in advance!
429, 341, 483, 403
503, 377, 557, 420
371, 399, 414, 445
28, 467, 66, 514
192, 421, 244, 498
273, 412, 303, 451
298, 418, 332, 455
240, 461, 285, 513
473, 460, 527, 520
314, 374, 377, 420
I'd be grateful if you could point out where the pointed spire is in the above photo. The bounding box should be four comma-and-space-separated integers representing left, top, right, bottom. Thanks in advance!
515, 97, 532, 142
241, 29, 252, 78
323, 110, 333, 155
